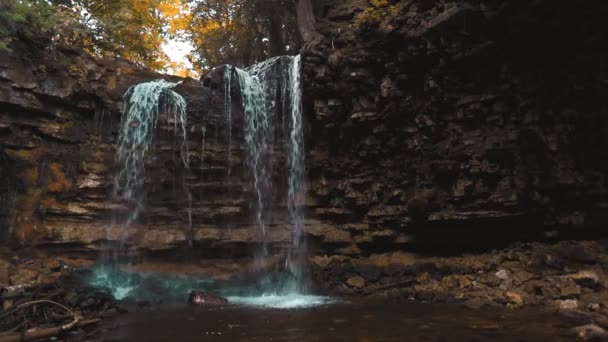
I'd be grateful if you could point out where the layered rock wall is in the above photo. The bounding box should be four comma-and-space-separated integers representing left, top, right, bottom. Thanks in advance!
302, 0, 608, 255
1, 0, 608, 259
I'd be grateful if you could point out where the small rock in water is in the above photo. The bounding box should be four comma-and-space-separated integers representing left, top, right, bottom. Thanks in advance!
188, 291, 229, 305
346, 276, 366, 288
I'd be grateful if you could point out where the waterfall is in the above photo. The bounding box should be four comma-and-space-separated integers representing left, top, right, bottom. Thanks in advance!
286, 55, 305, 284
95, 57, 332, 309
114, 79, 188, 225
224, 66, 233, 176
230, 55, 306, 291
235, 65, 274, 250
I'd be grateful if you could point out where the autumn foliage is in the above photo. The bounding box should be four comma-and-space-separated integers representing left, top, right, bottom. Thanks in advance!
1, 0, 300, 75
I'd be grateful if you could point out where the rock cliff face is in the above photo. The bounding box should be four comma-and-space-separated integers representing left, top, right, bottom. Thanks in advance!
0, 42, 207, 251
302, 0, 608, 255
1, 0, 607, 261
0, 40, 376, 256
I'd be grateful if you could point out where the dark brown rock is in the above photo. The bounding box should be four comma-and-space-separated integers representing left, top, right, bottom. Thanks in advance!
573, 324, 608, 342
187, 291, 228, 305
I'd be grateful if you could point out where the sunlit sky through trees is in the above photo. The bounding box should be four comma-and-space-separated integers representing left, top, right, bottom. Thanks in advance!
0, 0, 299, 78
162, 38, 196, 77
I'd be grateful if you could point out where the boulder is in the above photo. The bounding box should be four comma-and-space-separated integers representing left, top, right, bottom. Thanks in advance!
573, 324, 608, 341
187, 291, 229, 305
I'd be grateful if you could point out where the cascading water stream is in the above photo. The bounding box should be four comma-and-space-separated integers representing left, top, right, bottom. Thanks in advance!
224, 67, 233, 177
234, 64, 274, 251
93, 59, 332, 309
229, 55, 310, 292
223, 55, 334, 307
113, 79, 189, 232
286, 55, 305, 287
94, 79, 190, 295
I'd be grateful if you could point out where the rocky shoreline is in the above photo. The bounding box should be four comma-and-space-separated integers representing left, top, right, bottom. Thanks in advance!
3, 239, 608, 340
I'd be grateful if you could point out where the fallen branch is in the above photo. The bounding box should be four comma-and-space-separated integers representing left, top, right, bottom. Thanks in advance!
0, 299, 101, 342
0, 299, 73, 324
0, 319, 99, 342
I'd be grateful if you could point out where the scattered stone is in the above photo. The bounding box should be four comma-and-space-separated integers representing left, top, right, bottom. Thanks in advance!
556, 299, 580, 311
346, 276, 366, 289
561, 283, 582, 298
506, 291, 524, 307
9, 266, 40, 285
512, 270, 534, 284
573, 324, 608, 341
570, 271, 602, 289
458, 276, 472, 289
46, 259, 62, 271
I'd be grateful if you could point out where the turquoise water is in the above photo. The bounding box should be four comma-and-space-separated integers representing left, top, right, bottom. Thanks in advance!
89, 265, 212, 302
89, 265, 333, 309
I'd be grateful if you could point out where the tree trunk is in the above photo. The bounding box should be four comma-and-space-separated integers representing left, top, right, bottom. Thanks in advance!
268, 9, 286, 57
295, 0, 325, 51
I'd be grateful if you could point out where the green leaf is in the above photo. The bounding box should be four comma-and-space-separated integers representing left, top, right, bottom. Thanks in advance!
0, 40, 10, 51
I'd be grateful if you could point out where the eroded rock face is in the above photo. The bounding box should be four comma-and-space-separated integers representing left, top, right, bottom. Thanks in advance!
1, 0, 608, 261
301, 0, 608, 255
0, 41, 212, 251
0, 40, 381, 254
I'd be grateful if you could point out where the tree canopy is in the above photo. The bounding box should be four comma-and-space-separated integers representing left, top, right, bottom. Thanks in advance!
0, 0, 315, 75
177, 0, 299, 72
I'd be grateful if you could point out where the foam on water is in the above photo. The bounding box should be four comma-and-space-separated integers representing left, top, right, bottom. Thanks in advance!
89, 266, 333, 309
89, 265, 212, 302
90, 266, 137, 300
227, 293, 334, 309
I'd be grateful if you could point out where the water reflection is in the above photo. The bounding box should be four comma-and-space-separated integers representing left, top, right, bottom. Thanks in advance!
98, 298, 573, 342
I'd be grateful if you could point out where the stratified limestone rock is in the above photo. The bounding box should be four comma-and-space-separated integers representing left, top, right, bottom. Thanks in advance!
302, 0, 608, 257
1, 0, 608, 264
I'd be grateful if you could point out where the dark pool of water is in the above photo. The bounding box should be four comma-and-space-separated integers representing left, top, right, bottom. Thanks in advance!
94, 298, 576, 341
